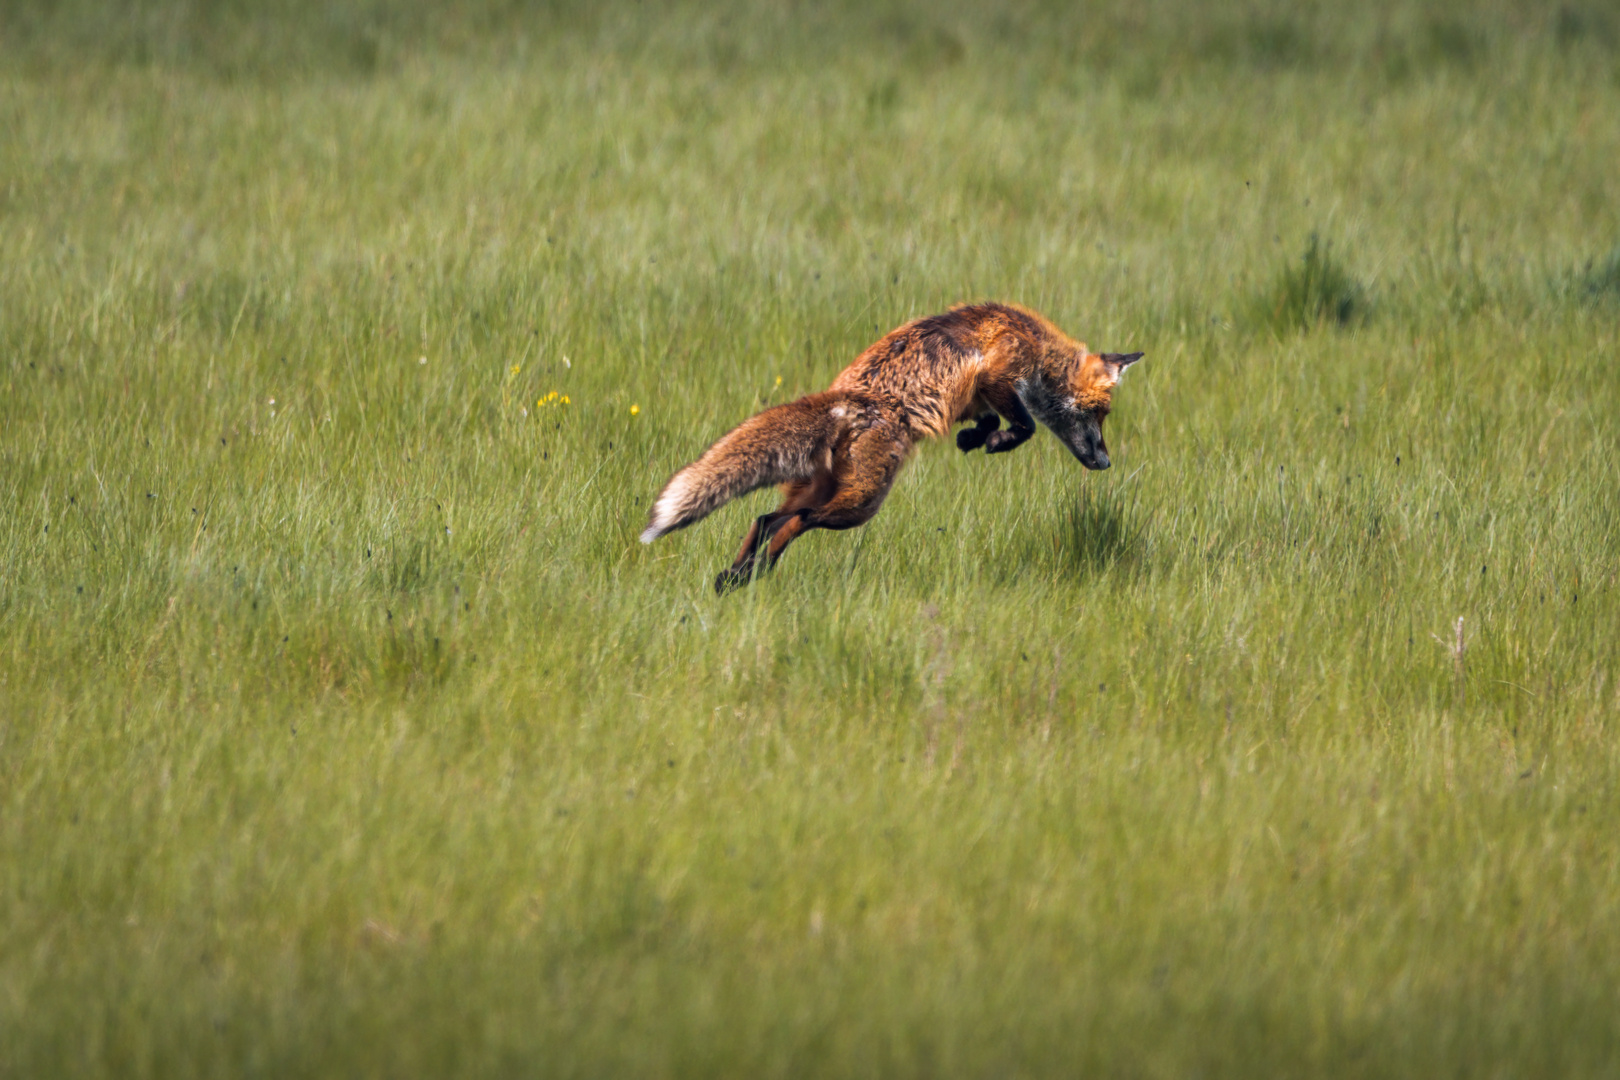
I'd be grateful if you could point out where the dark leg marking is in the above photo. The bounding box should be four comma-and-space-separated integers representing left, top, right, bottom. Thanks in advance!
956, 412, 1001, 452
980, 389, 1036, 454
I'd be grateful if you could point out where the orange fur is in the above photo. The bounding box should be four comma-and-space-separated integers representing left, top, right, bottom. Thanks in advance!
642, 303, 1142, 591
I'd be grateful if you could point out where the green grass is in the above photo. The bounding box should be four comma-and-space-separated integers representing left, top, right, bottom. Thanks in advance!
1256, 233, 1367, 330
3, 1, 1619, 1075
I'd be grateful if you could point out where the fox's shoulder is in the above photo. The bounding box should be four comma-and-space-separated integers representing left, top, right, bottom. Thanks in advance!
915, 303, 1083, 363
923, 302, 1071, 346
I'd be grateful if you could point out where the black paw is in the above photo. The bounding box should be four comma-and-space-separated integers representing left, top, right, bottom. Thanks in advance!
715, 566, 754, 595
956, 428, 989, 452
984, 430, 1019, 453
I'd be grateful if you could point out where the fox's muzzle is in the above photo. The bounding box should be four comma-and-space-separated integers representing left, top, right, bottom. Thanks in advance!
1055, 412, 1111, 470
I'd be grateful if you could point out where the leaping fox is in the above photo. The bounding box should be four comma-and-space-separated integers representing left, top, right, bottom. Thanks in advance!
640, 302, 1143, 592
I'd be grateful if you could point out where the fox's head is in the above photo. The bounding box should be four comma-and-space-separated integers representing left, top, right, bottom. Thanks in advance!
1023, 349, 1144, 470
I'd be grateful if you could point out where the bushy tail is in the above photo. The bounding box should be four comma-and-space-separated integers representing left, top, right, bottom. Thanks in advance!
640, 396, 840, 544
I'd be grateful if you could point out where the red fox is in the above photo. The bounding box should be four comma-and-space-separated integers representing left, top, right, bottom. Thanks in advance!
641, 302, 1143, 592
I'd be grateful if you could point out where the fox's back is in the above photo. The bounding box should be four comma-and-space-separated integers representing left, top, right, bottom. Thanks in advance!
830, 303, 1053, 438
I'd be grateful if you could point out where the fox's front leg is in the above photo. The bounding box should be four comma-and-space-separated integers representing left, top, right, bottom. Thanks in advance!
978, 386, 1036, 454
956, 412, 1000, 452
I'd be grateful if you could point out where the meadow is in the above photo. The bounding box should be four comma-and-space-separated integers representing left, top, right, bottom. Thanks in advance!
2, 1, 1618, 1075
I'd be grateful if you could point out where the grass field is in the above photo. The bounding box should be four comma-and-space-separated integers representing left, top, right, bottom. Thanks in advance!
3, 1, 1619, 1075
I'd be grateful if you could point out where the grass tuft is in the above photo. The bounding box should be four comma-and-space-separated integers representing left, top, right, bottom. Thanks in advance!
1255, 232, 1368, 332
1574, 245, 1620, 305
1055, 482, 1146, 576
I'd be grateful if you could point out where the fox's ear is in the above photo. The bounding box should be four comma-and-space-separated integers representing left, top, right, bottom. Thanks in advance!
1099, 351, 1144, 380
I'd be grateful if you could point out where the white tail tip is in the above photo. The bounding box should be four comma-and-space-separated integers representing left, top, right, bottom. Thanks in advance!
640, 476, 689, 545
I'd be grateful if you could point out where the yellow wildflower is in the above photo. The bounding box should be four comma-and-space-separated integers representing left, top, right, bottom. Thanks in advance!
630, 404, 640, 416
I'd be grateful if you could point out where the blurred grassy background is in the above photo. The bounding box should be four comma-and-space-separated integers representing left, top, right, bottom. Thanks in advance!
2, 1, 1618, 1076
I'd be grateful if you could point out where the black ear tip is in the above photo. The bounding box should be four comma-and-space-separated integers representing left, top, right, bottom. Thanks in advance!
1101, 351, 1145, 364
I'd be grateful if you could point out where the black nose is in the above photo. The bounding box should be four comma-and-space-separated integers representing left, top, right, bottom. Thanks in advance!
1089, 452, 1111, 471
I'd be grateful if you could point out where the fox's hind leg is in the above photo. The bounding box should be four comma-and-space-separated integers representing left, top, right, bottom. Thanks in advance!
758, 426, 909, 570
715, 475, 833, 593
716, 509, 788, 594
